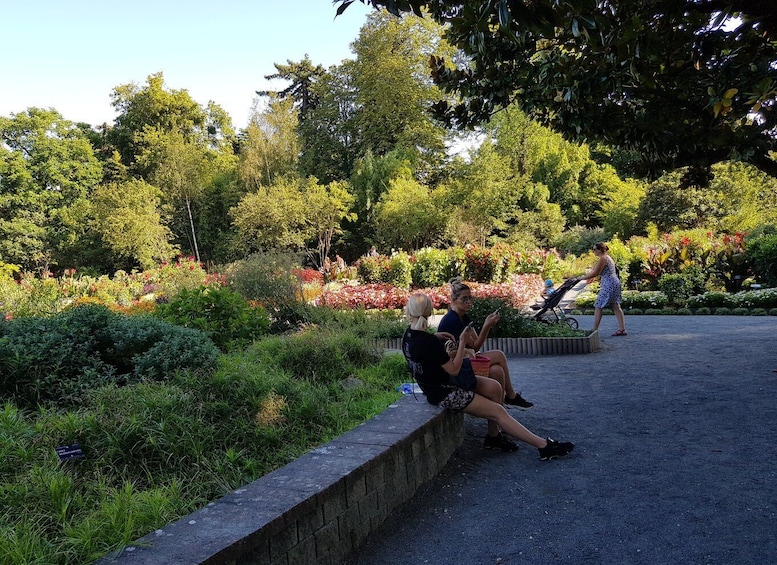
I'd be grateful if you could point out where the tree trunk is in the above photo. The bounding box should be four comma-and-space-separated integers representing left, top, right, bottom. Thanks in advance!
186, 196, 200, 263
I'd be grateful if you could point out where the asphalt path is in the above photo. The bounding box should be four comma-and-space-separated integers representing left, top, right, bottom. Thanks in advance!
345, 315, 777, 565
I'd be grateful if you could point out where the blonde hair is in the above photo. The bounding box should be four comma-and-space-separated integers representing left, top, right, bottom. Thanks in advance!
449, 276, 470, 302
405, 293, 433, 331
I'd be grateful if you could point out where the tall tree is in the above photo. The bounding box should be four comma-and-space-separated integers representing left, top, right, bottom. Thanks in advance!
137, 131, 211, 262
374, 176, 448, 249
109, 72, 233, 176
238, 97, 299, 191
90, 179, 179, 270
298, 63, 361, 184
0, 109, 102, 272
350, 10, 454, 172
230, 177, 310, 255
337, 1, 777, 185
258, 55, 326, 119
301, 178, 356, 269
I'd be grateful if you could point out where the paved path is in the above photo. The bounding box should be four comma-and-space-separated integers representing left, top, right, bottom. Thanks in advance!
346, 315, 777, 565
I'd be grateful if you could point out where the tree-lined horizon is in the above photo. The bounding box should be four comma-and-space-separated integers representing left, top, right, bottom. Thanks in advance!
2, 7, 776, 276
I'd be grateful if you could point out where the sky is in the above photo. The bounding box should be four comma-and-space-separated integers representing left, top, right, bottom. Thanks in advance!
1, 0, 372, 130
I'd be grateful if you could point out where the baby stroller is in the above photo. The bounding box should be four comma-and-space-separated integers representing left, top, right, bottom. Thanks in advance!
531, 278, 579, 329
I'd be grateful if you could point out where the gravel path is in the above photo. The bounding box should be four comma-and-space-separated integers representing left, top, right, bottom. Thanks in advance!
345, 315, 777, 565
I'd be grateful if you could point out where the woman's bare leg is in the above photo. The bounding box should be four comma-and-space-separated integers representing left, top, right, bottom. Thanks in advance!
463, 394, 546, 448
613, 303, 626, 332
474, 376, 503, 436
593, 307, 603, 331
480, 349, 517, 398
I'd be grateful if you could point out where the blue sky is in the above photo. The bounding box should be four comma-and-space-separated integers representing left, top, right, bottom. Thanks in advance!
1, 0, 371, 130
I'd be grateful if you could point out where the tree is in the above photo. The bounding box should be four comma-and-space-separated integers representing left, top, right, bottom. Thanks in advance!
137, 131, 211, 262
349, 10, 454, 172
109, 72, 233, 176
0, 109, 102, 272
230, 177, 310, 255
258, 55, 326, 119
298, 63, 361, 184
374, 176, 447, 249
90, 180, 179, 270
337, 1, 777, 184
302, 178, 357, 269
238, 96, 300, 191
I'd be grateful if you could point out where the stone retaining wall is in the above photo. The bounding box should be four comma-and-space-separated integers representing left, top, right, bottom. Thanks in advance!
374, 329, 600, 356
96, 395, 463, 565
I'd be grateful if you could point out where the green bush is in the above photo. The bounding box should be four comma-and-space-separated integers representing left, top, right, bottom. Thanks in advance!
695, 307, 711, 315
770, 308, 777, 316
746, 234, 777, 287
309, 307, 407, 339
467, 297, 582, 338
715, 307, 731, 315
751, 308, 767, 316
731, 307, 750, 315
1, 336, 407, 565
356, 254, 386, 284
0, 305, 219, 409
658, 273, 695, 305
625, 308, 643, 315
675, 308, 692, 315
154, 286, 270, 351
223, 250, 303, 310
464, 246, 498, 283
250, 329, 383, 385
621, 291, 669, 309
411, 247, 450, 287
645, 308, 663, 315
687, 291, 734, 309
385, 252, 413, 287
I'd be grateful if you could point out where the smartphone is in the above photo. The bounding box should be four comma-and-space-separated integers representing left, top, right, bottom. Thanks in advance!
467, 321, 475, 329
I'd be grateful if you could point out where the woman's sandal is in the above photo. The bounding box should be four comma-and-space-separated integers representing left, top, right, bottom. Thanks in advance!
612, 329, 627, 336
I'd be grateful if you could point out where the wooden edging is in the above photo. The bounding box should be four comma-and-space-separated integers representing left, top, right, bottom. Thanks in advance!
373, 330, 600, 355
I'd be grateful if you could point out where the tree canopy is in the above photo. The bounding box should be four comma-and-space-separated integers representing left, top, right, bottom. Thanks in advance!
336, 0, 777, 185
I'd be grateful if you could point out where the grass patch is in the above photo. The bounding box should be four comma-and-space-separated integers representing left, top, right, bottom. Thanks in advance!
0, 331, 408, 564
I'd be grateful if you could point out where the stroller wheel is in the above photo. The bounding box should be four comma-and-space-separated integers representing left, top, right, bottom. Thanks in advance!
565, 318, 579, 329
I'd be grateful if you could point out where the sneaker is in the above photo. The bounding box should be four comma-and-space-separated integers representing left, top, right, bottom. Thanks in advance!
484, 432, 519, 452
504, 393, 534, 409
538, 438, 574, 460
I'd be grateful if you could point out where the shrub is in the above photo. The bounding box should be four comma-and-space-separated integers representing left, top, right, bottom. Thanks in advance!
464, 246, 498, 282
625, 308, 643, 315
731, 307, 750, 316
658, 270, 704, 304
645, 308, 663, 315
675, 308, 692, 315
0, 305, 218, 409
385, 251, 413, 287
714, 307, 731, 315
154, 286, 270, 350
770, 308, 777, 316
467, 297, 582, 338
686, 291, 734, 309
621, 291, 668, 309
695, 307, 711, 315
250, 329, 382, 385
660, 308, 676, 315
751, 308, 767, 316
356, 254, 386, 284
745, 233, 777, 287
727, 288, 777, 309
223, 251, 303, 312
411, 247, 450, 288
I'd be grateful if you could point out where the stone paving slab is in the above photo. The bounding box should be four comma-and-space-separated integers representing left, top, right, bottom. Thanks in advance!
345, 315, 777, 565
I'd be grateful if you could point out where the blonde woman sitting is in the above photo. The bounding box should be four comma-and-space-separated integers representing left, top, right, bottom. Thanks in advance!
402, 292, 574, 459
